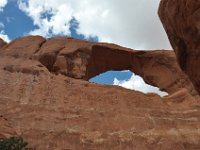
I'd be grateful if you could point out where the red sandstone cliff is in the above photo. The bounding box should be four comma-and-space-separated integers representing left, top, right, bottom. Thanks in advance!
0, 36, 200, 150
159, 0, 200, 94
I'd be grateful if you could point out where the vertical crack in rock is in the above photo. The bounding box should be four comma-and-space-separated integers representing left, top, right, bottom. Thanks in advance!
33, 39, 47, 54
177, 38, 188, 71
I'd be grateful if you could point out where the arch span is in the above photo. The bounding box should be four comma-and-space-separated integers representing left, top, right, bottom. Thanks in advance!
1, 36, 196, 96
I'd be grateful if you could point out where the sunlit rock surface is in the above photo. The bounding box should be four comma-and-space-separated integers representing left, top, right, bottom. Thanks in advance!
0, 36, 200, 150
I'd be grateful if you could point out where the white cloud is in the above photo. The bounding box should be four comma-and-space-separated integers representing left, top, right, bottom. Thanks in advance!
0, 0, 7, 11
18, 0, 171, 50
0, 30, 10, 42
0, 22, 10, 42
113, 73, 168, 97
18, 0, 73, 37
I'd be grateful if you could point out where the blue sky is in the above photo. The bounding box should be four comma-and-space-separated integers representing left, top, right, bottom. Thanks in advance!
0, 0, 170, 96
0, 1, 98, 41
0, 0, 35, 39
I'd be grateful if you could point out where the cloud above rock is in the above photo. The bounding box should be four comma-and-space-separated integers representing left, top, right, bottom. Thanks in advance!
0, 0, 10, 42
18, 0, 171, 50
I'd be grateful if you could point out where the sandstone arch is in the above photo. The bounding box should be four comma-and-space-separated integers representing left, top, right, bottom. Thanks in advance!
0, 36, 197, 96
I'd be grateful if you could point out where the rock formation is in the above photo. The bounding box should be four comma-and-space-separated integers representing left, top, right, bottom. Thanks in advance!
0, 36, 200, 149
0, 36, 197, 96
0, 39, 7, 49
158, 0, 200, 94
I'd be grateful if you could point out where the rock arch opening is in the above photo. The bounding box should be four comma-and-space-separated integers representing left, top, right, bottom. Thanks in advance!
89, 70, 168, 97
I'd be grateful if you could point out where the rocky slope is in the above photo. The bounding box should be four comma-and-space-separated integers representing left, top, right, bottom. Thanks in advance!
159, 0, 200, 94
0, 36, 200, 150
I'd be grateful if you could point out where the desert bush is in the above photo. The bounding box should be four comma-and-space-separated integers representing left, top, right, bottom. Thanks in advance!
0, 136, 35, 150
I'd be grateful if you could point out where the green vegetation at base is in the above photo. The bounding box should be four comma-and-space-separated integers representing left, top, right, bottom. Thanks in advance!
0, 136, 36, 150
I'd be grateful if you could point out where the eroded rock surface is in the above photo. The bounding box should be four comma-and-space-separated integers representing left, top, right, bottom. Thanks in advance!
0, 39, 7, 49
0, 36, 200, 150
158, 0, 200, 94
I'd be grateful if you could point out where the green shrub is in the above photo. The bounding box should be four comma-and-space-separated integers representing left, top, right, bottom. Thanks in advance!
0, 136, 35, 150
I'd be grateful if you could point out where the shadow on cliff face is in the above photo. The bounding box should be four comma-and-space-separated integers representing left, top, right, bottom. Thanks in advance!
89, 70, 168, 97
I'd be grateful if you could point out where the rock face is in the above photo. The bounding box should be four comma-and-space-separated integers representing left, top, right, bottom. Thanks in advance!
0, 36, 200, 150
158, 0, 200, 94
0, 39, 7, 49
